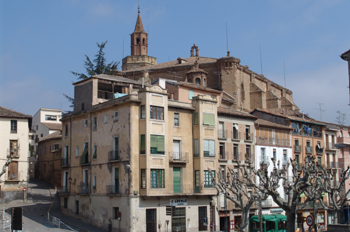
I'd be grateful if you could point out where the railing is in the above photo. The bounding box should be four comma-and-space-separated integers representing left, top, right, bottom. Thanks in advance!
313, 131, 322, 138
292, 128, 301, 135
261, 199, 272, 207
77, 184, 89, 194
60, 158, 69, 167
260, 156, 270, 165
305, 146, 313, 153
98, 90, 113, 100
245, 133, 253, 141
316, 147, 324, 154
256, 137, 291, 146
232, 131, 240, 140
326, 143, 336, 150
294, 145, 301, 152
108, 150, 120, 162
219, 151, 229, 160
204, 152, 215, 158
232, 152, 239, 161
106, 185, 119, 194
57, 185, 69, 194
80, 155, 89, 165
169, 152, 189, 163
218, 130, 227, 139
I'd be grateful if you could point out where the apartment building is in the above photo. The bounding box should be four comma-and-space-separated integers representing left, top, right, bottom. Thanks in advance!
32, 108, 62, 153
254, 118, 293, 214
37, 131, 62, 188
0, 106, 31, 203
216, 107, 257, 231
58, 73, 225, 232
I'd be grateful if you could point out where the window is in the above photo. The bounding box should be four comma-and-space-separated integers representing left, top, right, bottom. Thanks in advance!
65, 124, 68, 137
146, 209, 157, 232
81, 142, 88, 164
93, 117, 97, 130
81, 103, 85, 111
76, 147, 79, 157
114, 112, 119, 121
104, 115, 108, 123
53, 144, 59, 151
113, 167, 119, 194
140, 135, 145, 154
246, 145, 251, 159
84, 119, 88, 128
204, 170, 215, 188
41, 134, 43, 137
203, 140, 215, 157
194, 139, 199, 157
218, 122, 225, 138
64, 146, 68, 159
174, 113, 180, 127
233, 123, 239, 139
44, 147, 47, 154
141, 169, 146, 189
44, 163, 46, 173
219, 143, 225, 159
245, 125, 251, 140
150, 135, 165, 154
93, 145, 97, 159
150, 106, 164, 120
10, 120, 17, 133
189, 90, 194, 100
173, 140, 181, 160
261, 147, 266, 161
233, 144, 239, 160
203, 113, 215, 126
194, 170, 200, 192
295, 154, 300, 169
283, 149, 287, 163
140, 106, 145, 119
193, 112, 199, 125
273, 149, 276, 160
93, 175, 96, 189
195, 78, 201, 84
150, 169, 165, 188
49, 146, 51, 153
113, 207, 120, 220
9, 140, 18, 157
7, 161, 18, 180
45, 115, 57, 121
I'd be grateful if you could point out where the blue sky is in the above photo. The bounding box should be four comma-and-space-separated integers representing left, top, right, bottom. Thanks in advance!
1, 0, 349, 124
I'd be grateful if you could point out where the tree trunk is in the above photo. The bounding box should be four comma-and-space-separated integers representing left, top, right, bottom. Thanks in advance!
313, 203, 318, 232
286, 210, 296, 232
240, 207, 250, 232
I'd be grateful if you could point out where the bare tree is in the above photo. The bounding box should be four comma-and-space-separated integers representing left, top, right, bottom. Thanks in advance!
254, 158, 311, 232
210, 158, 266, 232
0, 150, 14, 182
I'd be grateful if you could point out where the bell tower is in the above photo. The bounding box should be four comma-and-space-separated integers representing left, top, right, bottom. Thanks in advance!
122, 7, 157, 71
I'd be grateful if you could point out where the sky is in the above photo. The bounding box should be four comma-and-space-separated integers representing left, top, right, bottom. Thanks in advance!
1, 0, 349, 125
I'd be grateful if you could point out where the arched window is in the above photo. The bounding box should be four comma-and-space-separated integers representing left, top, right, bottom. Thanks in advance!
143, 38, 145, 44
195, 78, 201, 85
241, 83, 245, 102
136, 38, 140, 44
203, 79, 206, 87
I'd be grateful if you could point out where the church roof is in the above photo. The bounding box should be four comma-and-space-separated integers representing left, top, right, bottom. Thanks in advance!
134, 8, 145, 33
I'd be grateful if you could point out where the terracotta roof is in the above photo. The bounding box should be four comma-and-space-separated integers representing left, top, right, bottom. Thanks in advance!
39, 131, 62, 142
0, 106, 31, 119
42, 122, 62, 131
126, 56, 218, 72
218, 107, 257, 119
175, 81, 222, 93
255, 118, 292, 130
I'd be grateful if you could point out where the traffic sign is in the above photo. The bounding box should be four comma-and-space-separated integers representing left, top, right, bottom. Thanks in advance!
22, 187, 26, 192
306, 215, 314, 226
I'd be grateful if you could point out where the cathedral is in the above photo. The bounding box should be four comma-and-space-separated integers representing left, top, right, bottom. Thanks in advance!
121, 8, 299, 113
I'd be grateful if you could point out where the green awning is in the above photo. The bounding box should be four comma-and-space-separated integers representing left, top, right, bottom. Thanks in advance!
322, 192, 327, 197
300, 193, 305, 197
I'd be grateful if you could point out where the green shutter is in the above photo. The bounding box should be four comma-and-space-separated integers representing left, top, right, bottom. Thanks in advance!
157, 136, 165, 152
81, 145, 88, 163
173, 168, 181, 193
193, 112, 199, 125
203, 113, 215, 126
140, 135, 145, 153
150, 135, 158, 148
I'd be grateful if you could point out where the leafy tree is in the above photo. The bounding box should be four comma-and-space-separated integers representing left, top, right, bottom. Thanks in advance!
71, 41, 119, 80
64, 41, 119, 109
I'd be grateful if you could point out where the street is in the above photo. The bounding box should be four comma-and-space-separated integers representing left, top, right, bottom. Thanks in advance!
1, 178, 105, 232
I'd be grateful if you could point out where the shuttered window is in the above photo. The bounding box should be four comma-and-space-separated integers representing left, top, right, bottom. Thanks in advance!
150, 135, 165, 154
140, 135, 145, 154
203, 113, 215, 126
193, 112, 199, 125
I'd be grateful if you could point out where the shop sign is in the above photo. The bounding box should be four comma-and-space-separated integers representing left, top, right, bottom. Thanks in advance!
271, 208, 284, 213
170, 198, 188, 206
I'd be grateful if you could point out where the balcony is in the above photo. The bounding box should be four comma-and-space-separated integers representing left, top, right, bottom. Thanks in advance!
80, 155, 89, 165
337, 137, 350, 145
106, 185, 120, 195
218, 130, 227, 140
245, 133, 253, 142
294, 145, 301, 153
169, 152, 188, 163
77, 183, 89, 195
305, 146, 313, 154
256, 137, 291, 147
282, 158, 289, 166
57, 186, 69, 195
232, 131, 240, 140
261, 199, 272, 208
232, 152, 239, 161
60, 158, 69, 167
108, 150, 120, 162
316, 147, 324, 155
219, 151, 228, 161
326, 143, 336, 150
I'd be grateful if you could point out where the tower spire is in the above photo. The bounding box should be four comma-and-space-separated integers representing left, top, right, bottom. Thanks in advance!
134, 6, 145, 32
